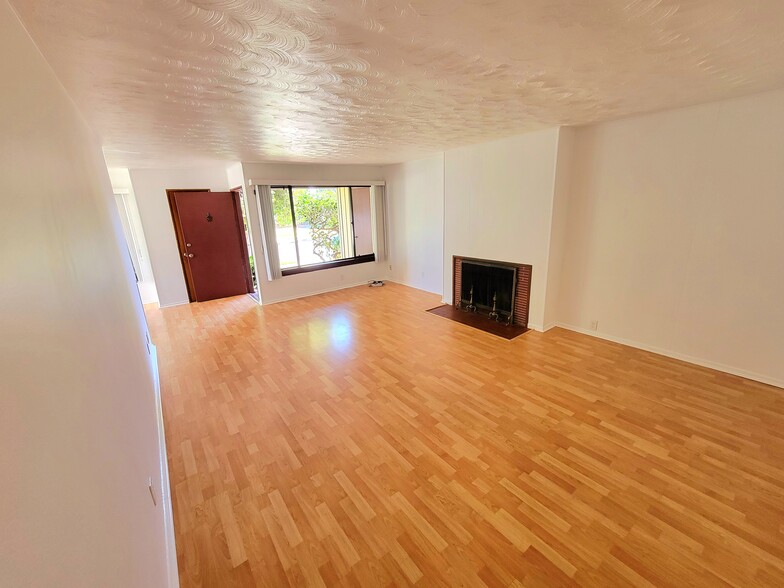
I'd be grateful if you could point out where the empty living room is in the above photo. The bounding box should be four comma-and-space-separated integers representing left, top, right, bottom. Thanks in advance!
3, 0, 784, 586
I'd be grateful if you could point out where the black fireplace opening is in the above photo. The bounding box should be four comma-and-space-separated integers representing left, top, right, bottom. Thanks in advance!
460, 261, 517, 320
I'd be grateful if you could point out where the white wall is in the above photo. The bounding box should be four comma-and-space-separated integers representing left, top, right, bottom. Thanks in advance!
443, 128, 561, 329
226, 162, 244, 191
385, 154, 445, 295
558, 89, 784, 386
543, 127, 576, 329
241, 162, 390, 304
129, 166, 232, 307
0, 1, 170, 584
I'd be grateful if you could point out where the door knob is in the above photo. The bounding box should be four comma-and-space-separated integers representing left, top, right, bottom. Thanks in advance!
183, 252, 194, 258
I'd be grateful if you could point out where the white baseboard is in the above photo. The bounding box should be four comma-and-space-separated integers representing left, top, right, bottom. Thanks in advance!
555, 323, 783, 389
158, 299, 189, 309
263, 280, 380, 305
149, 344, 180, 587
386, 279, 443, 297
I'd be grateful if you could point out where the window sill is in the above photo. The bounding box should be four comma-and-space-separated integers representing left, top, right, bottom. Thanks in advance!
281, 254, 376, 276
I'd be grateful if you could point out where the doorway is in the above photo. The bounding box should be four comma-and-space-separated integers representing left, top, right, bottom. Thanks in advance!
167, 189, 254, 302
232, 186, 260, 301
112, 185, 158, 305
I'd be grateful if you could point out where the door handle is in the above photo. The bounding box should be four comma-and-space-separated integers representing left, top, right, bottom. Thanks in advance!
183, 252, 194, 258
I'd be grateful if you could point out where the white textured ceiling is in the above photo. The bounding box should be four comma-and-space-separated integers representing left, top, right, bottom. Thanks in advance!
12, 0, 784, 167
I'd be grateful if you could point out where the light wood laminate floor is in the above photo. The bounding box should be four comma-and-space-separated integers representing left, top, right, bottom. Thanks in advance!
147, 283, 784, 587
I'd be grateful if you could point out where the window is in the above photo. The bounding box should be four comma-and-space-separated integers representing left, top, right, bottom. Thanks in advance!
271, 186, 375, 275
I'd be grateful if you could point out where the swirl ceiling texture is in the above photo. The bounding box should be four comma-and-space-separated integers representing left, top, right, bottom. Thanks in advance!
11, 0, 784, 167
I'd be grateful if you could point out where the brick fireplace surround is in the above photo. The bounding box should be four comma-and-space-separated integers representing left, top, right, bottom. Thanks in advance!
453, 256, 532, 329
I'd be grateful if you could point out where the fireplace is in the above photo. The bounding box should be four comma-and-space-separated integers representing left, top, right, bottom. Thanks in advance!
459, 260, 517, 322
427, 256, 532, 339
454, 256, 532, 330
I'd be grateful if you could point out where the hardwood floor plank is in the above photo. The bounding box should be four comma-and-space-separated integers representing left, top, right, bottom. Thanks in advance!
147, 283, 784, 587
334, 470, 377, 522
268, 489, 305, 547
315, 502, 361, 569
215, 492, 247, 568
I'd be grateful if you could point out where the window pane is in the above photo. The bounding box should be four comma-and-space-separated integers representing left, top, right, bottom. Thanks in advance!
272, 187, 298, 268
351, 187, 374, 256
292, 187, 349, 265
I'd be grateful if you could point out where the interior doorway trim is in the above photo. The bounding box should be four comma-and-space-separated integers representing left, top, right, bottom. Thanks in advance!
165, 188, 210, 303
231, 186, 260, 302
167, 188, 255, 303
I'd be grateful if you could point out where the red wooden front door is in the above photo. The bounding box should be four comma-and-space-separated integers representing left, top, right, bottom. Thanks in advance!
173, 191, 251, 302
